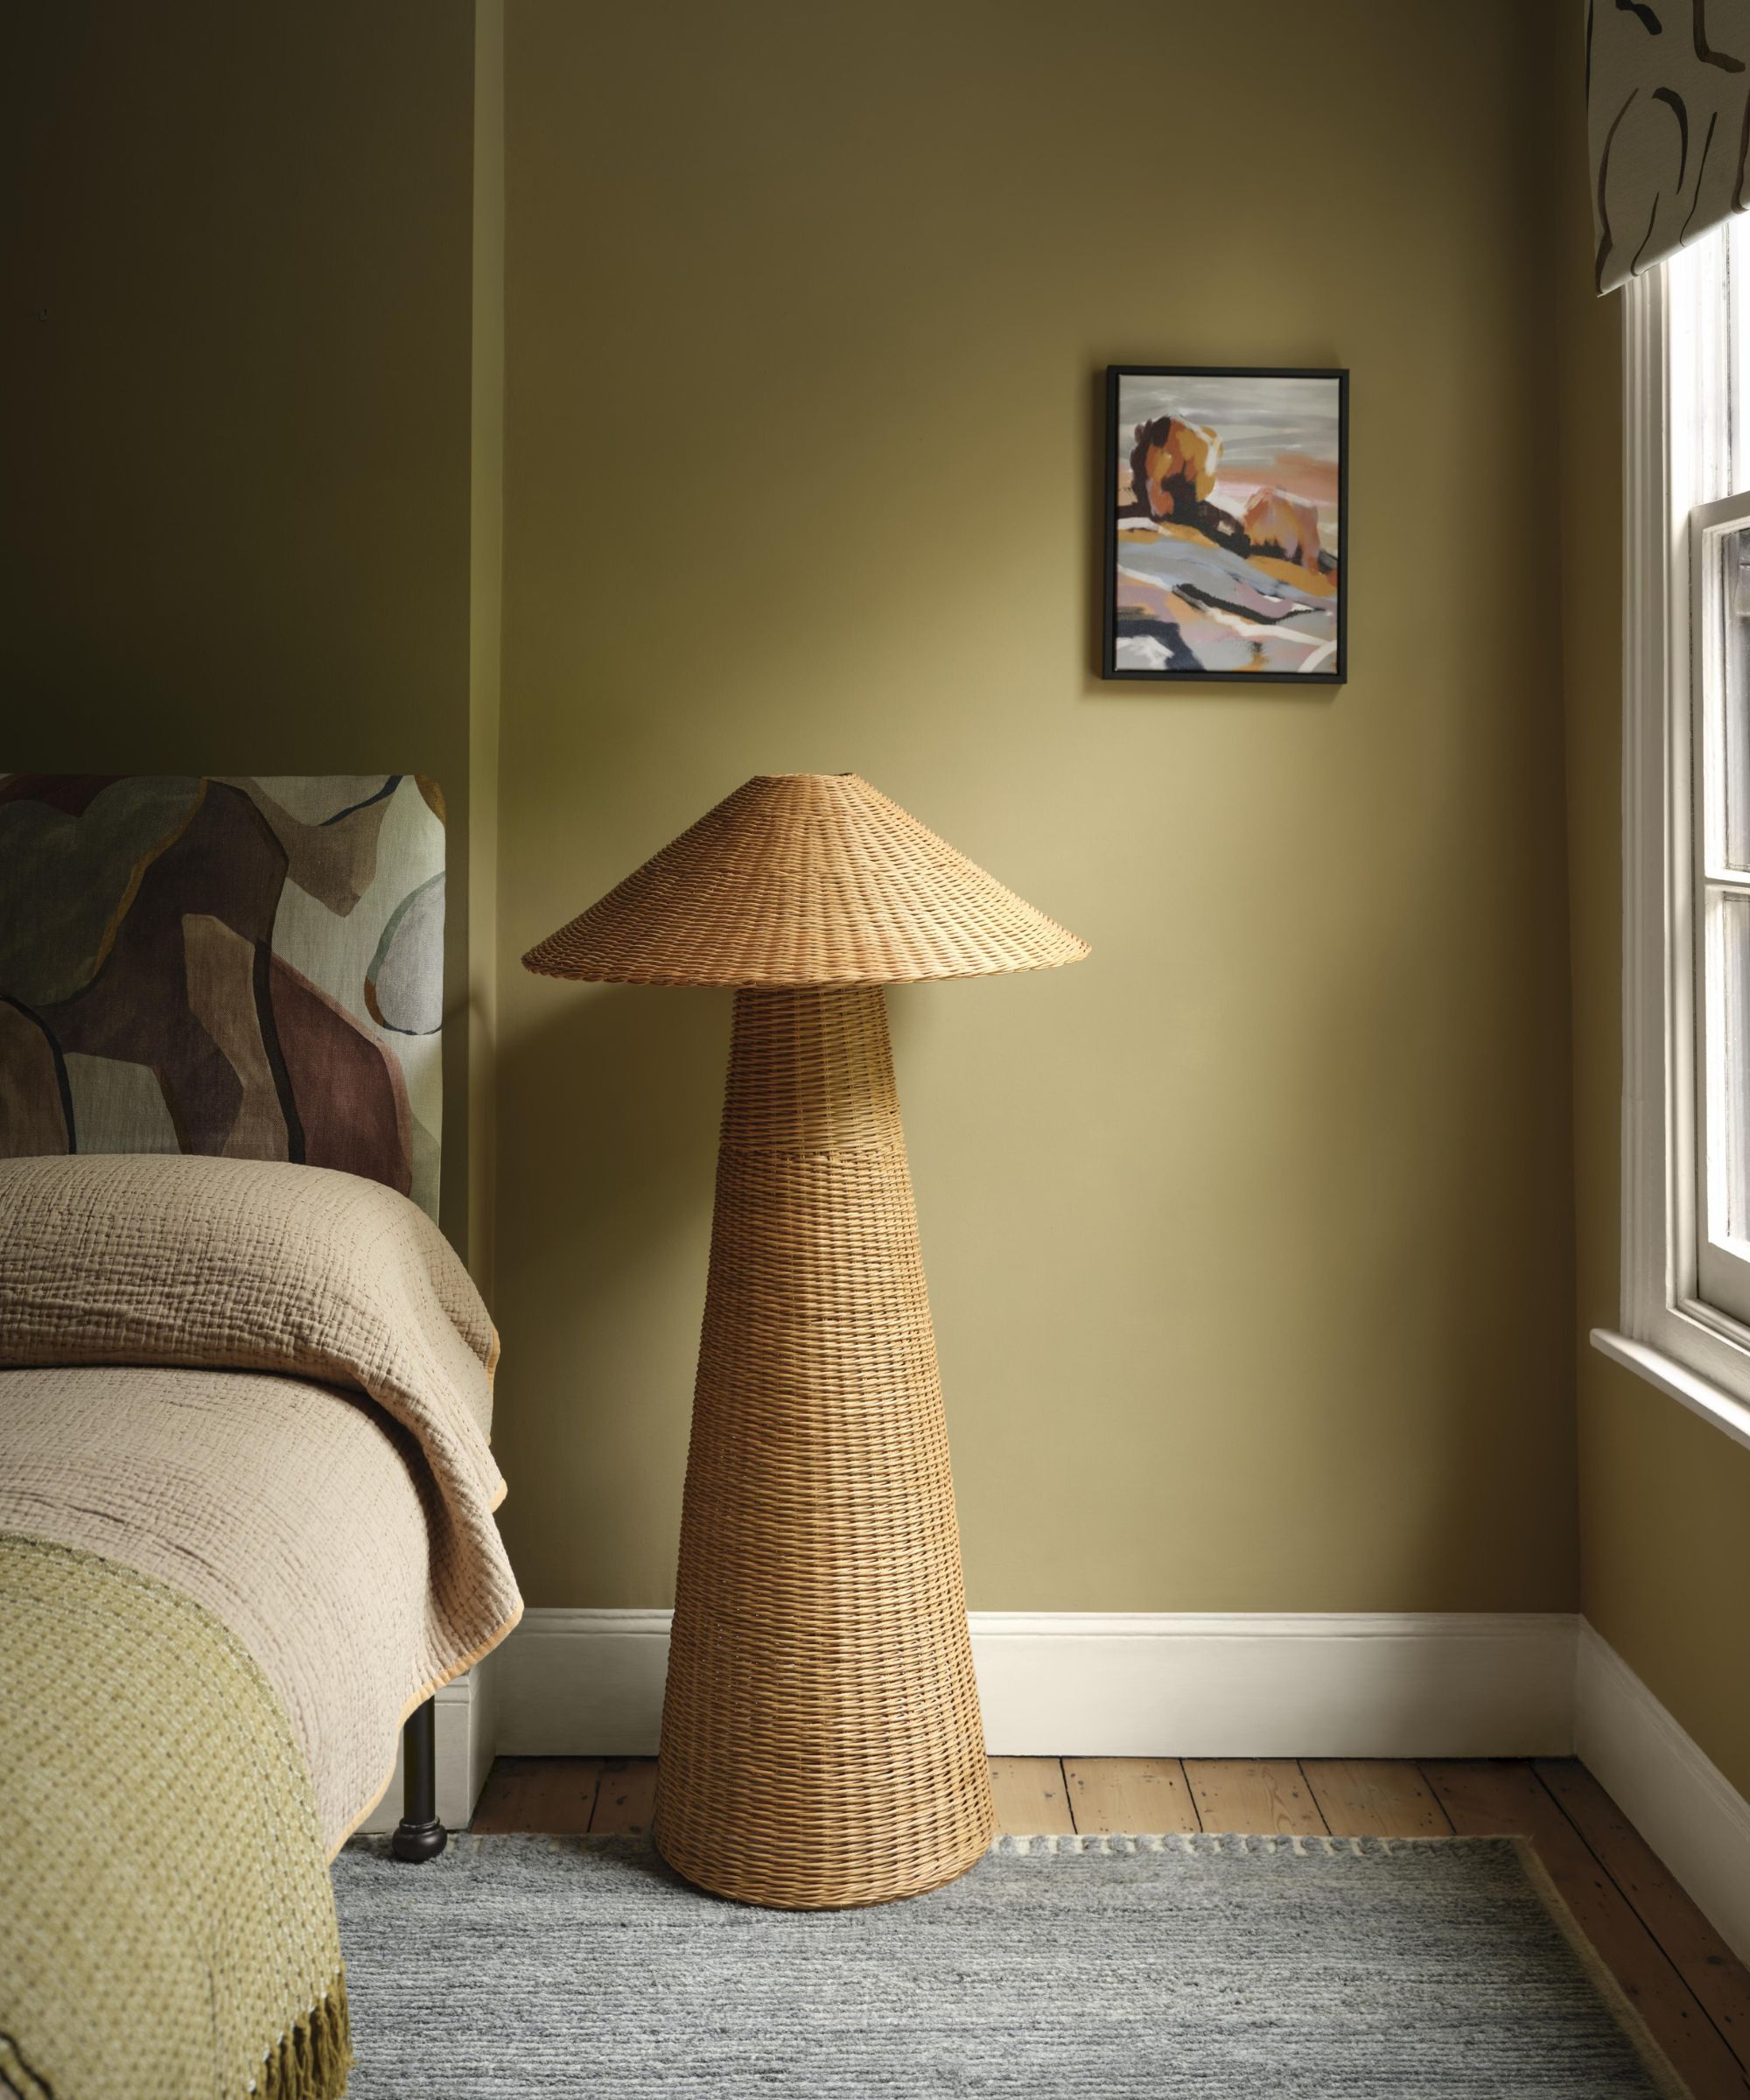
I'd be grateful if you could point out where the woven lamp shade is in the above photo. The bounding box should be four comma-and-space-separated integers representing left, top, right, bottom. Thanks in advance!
525, 772, 1087, 1909
521, 771, 1088, 985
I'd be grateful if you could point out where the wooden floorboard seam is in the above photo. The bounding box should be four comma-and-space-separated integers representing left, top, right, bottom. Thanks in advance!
1527, 1761, 1750, 2083
1419, 1760, 1750, 2099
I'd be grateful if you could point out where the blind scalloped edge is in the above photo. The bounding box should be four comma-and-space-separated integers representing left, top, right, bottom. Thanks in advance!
1590, 0, 1750, 294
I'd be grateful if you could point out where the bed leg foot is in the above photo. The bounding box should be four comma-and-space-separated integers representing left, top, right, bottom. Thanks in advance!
390, 1816, 448, 1862
390, 1696, 448, 1862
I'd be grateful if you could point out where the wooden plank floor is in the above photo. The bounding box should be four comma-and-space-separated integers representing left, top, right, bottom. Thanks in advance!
473, 1754, 1750, 2098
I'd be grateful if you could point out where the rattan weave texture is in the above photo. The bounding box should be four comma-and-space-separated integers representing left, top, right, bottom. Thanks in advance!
520, 773, 1088, 986
654, 987, 996, 1908
527, 772, 1084, 1908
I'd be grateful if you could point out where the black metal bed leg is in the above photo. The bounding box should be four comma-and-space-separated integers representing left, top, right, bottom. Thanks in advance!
390, 1696, 447, 1862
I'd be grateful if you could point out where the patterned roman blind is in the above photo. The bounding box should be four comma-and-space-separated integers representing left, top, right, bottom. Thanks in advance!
1590, 0, 1750, 292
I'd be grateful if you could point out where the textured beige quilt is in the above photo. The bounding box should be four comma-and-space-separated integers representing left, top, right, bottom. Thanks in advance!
0, 1154, 524, 1845
0, 1156, 523, 2097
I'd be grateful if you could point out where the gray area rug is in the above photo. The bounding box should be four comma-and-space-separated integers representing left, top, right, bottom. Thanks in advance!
332, 1831, 1682, 2097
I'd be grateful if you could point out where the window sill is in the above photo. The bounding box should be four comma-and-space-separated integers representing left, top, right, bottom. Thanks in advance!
1590, 1327, 1750, 1454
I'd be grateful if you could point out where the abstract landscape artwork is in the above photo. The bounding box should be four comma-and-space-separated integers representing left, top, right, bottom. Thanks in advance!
1103, 365, 1347, 682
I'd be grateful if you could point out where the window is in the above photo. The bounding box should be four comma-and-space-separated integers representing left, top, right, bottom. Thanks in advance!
1601, 225, 1750, 1448
1692, 490, 1750, 1326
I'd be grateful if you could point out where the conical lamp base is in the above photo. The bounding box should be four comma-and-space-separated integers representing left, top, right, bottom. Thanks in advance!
653, 986, 996, 1908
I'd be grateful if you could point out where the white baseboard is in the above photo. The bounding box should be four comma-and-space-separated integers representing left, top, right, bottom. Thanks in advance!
390, 1609, 1750, 1970
496, 1609, 668, 1757
356, 1667, 491, 1834
493, 1608, 1579, 1760
1575, 1621, 1750, 1964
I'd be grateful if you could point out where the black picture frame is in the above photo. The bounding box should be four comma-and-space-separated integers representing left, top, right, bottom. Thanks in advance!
1102, 364, 1348, 685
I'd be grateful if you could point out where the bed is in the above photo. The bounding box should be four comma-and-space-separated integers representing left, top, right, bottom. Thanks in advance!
0, 774, 522, 2100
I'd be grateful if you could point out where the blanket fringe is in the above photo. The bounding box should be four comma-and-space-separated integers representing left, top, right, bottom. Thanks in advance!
256, 1970, 351, 2100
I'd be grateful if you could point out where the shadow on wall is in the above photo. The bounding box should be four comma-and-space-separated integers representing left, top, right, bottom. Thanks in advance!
490, 982, 727, 1604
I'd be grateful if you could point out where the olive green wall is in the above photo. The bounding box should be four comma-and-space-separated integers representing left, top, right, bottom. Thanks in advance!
493, 0, 1580, 1612
4, 2, 1620, 1642
1552, 34, 1750, 1796
1, 0, 480, 1238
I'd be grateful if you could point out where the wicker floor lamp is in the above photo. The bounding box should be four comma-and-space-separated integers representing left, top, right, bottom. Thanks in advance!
524, 773, 1088, 1909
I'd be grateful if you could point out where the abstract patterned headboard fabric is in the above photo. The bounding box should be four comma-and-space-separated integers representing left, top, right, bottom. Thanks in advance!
0, 775, 445, 1217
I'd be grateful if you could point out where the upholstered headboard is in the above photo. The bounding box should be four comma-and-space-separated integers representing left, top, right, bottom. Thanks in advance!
0, 774, 445, 1217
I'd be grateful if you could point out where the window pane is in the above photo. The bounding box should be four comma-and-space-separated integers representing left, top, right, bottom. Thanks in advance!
1705, 887, 1750, 1245
1718, 524, 1750, 872
1732, 213, 1750, 491
1673, 224, 1732, 501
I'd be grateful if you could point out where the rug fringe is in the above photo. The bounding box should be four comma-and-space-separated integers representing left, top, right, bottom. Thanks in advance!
991, 1831, 1378, 1858
254, 1970, 351, 2100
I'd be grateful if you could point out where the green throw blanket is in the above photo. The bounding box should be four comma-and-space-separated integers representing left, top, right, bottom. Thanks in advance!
0, 1534, 350, 2100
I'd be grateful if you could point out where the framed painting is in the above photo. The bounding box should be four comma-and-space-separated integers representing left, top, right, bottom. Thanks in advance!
1102, 365, 1348, 683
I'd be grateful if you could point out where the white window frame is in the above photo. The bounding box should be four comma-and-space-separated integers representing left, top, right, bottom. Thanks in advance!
1595, 259, 1750, 1451
1690, 486, 1750, 1328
